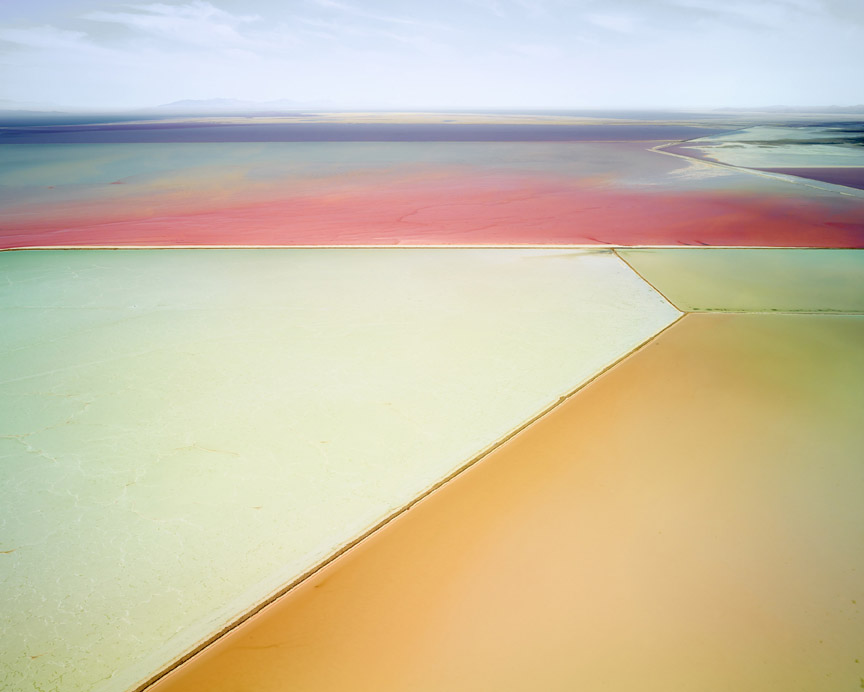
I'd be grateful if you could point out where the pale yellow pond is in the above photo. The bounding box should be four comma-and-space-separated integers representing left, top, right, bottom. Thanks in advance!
619, 248, 864, 313
0, 248, 678, 692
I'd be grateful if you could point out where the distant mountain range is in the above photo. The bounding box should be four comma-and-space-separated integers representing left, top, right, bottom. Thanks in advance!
715, 105, 864, 114
0, 97, 338, 116
150, 98, 338, 113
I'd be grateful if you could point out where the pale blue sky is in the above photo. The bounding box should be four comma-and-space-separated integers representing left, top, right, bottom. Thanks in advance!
1, 0, 862, 109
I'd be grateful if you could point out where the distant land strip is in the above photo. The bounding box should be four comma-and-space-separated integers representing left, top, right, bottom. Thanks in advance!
0, 122, 734, 144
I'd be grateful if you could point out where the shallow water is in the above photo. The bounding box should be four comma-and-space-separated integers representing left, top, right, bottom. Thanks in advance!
3, 140, 863, 248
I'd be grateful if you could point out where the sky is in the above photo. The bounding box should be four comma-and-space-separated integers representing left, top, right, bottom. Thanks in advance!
0, 0, 862, 110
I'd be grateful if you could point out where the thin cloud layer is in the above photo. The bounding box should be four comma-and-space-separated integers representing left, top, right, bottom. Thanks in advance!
83, 2, 260, 48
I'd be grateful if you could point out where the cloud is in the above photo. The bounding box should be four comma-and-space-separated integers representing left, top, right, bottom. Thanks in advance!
295, 15, 450, 56
83, 1, 260, 48
293, 0, 453, 55
462, 0, 508, 18
667, 0, 793, 27
0, 25, 91, 50
461, 0, 552, 19
584, 11, 639, 33
818, 0, 864, 25
510, 0, 551, 19
306, 0, 451, 30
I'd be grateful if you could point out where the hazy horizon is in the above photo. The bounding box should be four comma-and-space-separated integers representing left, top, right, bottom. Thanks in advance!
3, 98, 864, 115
